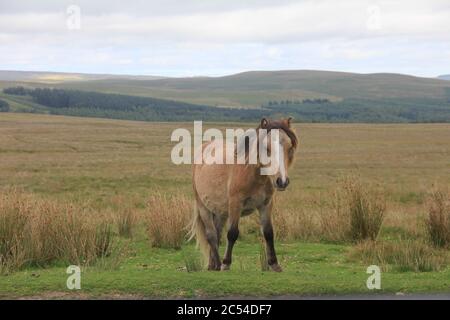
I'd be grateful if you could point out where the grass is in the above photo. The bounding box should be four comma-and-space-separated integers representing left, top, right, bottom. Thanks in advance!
270, 177, 386, 243
426, 187, 450, 248
339, 177, 386, 242
117, 209, 135, 238
259, 238, 270, 272
1, 241, 450, 299
113, 197, 137, 239
183, 251, 203, 273
145, 193, 191, 249
0, 189, 115, 274
0, 113, 449, 298
349, 240, 448, 272
272, 206, 320, 242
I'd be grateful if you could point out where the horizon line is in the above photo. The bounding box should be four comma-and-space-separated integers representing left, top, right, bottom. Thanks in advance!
0, 68, 447, 80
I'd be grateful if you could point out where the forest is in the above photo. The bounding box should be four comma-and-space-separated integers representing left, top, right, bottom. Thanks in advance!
0, 99, 10, 112
3, 86, 450, 122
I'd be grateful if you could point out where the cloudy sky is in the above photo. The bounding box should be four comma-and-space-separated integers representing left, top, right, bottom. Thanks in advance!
0, 0, 449, 77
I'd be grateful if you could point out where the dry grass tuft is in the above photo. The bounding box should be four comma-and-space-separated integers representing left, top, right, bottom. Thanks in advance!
426, 187, 450, 248
349, 240, 448, 272
272, 206, 320, 242
345, 178, 386, 242
111, 196, 138, 239
240, 177, 386, 244
321, 177, 386, 243
319, 197, 352, 243
117, 208, 136, 238
0, 189, 115, 274
145, 193, 191, 249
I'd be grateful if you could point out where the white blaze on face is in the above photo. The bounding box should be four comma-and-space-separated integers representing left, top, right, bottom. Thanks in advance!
260, 129, 289, 185
260, 129, 282, 176
278, 142, 287, 183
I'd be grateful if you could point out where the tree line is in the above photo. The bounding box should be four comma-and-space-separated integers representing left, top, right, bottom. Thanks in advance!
2, 87, 263, 121
3, 86, 450, 123
264, 98, 330, 107
0, 99, 10, 112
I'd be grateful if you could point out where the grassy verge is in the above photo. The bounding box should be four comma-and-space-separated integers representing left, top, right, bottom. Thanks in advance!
1, 240, 450, 299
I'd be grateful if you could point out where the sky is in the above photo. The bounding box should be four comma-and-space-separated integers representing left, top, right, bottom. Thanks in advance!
0, 0, 449, 77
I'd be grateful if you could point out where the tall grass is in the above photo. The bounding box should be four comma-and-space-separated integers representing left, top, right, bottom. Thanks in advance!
0, 189, 115, 274
272, 177, 386, 243
426, 187, 450, 248
350, 240, 448, 272
344, 178, 386, 242
272, 206, 320, 242
319, 194, 352, 243
117, 208, 136, 238
321, 177, 385, 243
111, 196, 137, 239
145, 193, 191, 249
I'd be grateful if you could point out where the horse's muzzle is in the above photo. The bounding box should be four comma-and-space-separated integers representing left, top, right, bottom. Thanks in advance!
275, 177, 290, 190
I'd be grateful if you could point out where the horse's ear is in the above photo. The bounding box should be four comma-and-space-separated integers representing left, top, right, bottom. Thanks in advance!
260, 118, 269, 129
286, 117, 293, 127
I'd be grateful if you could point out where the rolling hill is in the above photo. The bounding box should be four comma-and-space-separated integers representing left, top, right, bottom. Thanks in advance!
0, 70, 163, 84
438, 74, 450, 81
52, 70, 450, 108
1, 69, 450, 122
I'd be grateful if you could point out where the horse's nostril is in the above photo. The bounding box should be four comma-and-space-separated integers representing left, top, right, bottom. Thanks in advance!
285, 177, 290, 187
276, 177, 282, 187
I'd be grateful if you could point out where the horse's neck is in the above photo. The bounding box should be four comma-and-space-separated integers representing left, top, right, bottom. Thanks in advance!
231, 134, 271, 184
242, 163, 271, 186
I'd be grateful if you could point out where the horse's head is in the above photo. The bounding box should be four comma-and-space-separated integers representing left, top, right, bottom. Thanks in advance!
258, 117, 298, 191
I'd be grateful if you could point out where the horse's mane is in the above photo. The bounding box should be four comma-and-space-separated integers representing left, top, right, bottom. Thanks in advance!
257, 118, 298, 149
235, 118, 298, 163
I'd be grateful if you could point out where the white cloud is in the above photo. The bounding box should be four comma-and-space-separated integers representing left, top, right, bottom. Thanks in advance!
0, 0, 449, 76
2, 0, 450, 43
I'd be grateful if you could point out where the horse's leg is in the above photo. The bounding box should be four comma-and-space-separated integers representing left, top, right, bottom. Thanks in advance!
198, 206, 221, 271
221, 203, 240, 271
258, 201, 282, 272
213, 213, 226, 247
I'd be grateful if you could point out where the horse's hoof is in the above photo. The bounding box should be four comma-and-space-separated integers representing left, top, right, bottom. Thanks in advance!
208, 264, 221, 271
270, 264, 283, 272
220, 264, 230, 271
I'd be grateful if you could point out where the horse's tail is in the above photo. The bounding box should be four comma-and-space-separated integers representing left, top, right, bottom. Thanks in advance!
187, 201, 209, 265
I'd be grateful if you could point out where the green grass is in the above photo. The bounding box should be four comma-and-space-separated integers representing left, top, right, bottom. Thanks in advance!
2, 239, 450, 299
0, 113, 450, 298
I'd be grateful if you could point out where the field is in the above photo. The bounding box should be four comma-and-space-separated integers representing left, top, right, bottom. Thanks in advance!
0, 113, 450, 298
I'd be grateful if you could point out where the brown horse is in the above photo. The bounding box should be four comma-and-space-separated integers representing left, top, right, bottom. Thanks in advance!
190, 118, 298, 271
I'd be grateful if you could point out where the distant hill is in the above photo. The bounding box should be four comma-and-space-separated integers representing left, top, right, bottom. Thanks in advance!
53, 70, 450, 108
1, 69, 450, 122
438, 74, 450, 80
0, 70, 164, 84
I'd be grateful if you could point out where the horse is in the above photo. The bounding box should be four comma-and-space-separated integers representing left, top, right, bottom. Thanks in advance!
189, 117, 298, 271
